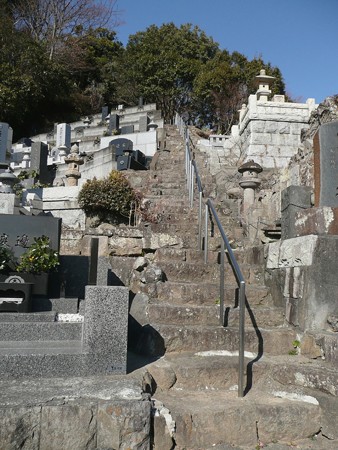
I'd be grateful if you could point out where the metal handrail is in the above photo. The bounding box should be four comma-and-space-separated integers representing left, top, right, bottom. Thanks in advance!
177, 114, 246, 398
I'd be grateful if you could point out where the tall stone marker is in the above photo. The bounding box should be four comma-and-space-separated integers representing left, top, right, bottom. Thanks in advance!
0, 123, 11, 162
56, 123, 71, 149
30, 142, 50, 184
314, 121, 338, 207
108, 114, 119, 134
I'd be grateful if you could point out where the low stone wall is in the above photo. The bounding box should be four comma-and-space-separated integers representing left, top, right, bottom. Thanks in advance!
0, 376, 151, 450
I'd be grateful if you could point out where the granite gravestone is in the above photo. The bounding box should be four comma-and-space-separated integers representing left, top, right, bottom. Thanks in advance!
139, 115, 149, 133
101, 106, 109, 122
110, 138, 133, 161
30, 142, 51, 185
108, 114, 119, 134
0, 215, 61, 260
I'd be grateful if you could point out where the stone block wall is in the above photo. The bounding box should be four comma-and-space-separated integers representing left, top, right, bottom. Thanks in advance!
238, 96, 316, 168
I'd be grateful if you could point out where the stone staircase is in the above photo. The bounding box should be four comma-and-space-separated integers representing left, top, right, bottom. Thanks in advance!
126, 125, 338, 449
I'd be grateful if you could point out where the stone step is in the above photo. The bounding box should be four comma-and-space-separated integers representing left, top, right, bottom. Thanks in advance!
147, 303, 284, 328
159, 260, 246, 284
142, 351, 338, 396
155, 388, 324, 449
136, 323, 296, 356
0, 322, 83, 341
142, 196, 188, 207
0, 339, 82, 355
226, 306, 285, 328
154, 247, 219, 264
0, 341, 85, 378
32, 297, 79, 314
157, 281, 272, 306
148, 303, 220, 326
0, 312, 57, 322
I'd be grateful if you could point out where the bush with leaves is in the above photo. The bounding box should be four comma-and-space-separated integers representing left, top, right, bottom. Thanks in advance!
0, 246, 16, 274
16, 236, 59, 274
78, 171, 140, 224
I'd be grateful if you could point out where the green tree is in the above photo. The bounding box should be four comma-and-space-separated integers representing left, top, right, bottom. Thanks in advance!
192, 51, 286, 133
117, 23, 219, 122
60, 27, 123, 112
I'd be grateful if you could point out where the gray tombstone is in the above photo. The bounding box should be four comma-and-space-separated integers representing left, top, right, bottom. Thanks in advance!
139, 115, 149, 133
120, 125, 134, 135
30, 142, 50, 184
314, 121, 338, 207
101, 106, 109, 122
110, 138, 133, 160
0, 215, 61, 260
0, 123, 10, 162
108, 114, 120, 134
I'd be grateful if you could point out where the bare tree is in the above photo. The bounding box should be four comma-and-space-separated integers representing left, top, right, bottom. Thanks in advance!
12, 0, 121, 60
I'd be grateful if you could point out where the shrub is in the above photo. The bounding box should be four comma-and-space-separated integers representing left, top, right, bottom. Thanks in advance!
0, 246, 16, 273
78, 170, 140, 224
16, 235, 59, 274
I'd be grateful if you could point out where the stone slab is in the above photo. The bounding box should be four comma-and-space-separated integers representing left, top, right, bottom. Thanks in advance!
0, 193, 19, 214
0, 214, 61, 258
266, 235, 318, 268
83, 286, 129, 374
317, 121, 338, 207
294, 207, 338, 236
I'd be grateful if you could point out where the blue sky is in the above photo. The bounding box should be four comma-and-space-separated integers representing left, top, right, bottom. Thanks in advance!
115, 0, 338, 104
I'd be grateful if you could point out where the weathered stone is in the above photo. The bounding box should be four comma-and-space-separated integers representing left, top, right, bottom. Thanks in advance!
109, 236, 143, 256
134, 256, 148, 272
301, 334, 322, 359
140, 264, 163, 284
129, 292, 150, 326
97, 399, 151, 449
294, 207, 338, 237
0, 406, 41, 449
327, 314, 338, 332
143, 233, 183, 250
40, 404, 97, 450
153, 413, 175, 450
146, 360, 177, 391
267, 235, 318, 268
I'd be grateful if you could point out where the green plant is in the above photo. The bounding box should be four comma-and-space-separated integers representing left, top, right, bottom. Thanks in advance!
16, 236, 59, 274
288, 339, 301, 356
78, 170, 140, 224
0, 246, 17, 273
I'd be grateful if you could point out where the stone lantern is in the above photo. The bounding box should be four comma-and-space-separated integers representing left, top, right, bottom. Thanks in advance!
0, 168, 19, 193
255, 69, 275, 101
238, 160, 262, 213
64, 143, 84, 186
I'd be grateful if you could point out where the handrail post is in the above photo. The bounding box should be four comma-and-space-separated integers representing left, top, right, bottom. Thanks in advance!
204, 203, 208, 264
220, 240, 225, 326
238, 280, 246, 398
198, 191, 202, 250
190, 164, 194, 208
